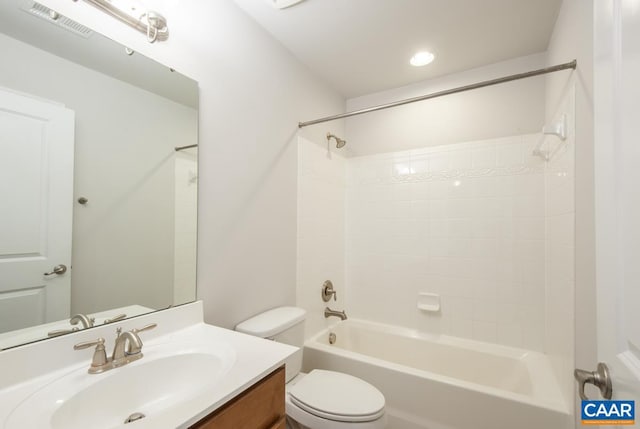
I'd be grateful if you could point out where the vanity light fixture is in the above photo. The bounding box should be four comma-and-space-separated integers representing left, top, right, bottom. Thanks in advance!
72, 0, 169, 43
410, 51, 435, 67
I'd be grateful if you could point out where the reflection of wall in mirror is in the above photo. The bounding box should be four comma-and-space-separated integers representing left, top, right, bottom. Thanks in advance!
174, 150, 198, 305
0, 33, 198, 315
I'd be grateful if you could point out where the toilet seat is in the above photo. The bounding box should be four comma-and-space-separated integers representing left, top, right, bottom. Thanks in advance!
287, 370, 385, 423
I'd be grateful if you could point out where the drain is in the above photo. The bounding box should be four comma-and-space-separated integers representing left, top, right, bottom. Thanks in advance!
124, 412, 146, 424
329, 332, 336, 345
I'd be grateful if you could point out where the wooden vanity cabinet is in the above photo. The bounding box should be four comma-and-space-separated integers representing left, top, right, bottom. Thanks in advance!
190, 366, 286, 429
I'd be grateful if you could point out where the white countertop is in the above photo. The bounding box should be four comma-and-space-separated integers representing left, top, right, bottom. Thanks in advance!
0, 301, 297, 428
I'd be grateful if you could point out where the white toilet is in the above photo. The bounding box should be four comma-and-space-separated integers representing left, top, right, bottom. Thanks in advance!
235, 307, 387, 429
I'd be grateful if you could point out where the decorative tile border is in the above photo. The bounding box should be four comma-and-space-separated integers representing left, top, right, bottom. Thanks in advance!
355, 163, 544, 185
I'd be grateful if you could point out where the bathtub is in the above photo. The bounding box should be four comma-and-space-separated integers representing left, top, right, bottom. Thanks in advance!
303, 319, 572, 429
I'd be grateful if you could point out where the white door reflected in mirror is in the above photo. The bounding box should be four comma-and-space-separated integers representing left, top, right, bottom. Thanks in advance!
0, 88, 74, 334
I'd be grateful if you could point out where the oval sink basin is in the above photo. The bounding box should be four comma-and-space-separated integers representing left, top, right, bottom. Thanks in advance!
5, 342, 236, 429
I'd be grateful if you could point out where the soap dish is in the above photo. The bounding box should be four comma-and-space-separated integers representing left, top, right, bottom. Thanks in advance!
417, 293, 440, 312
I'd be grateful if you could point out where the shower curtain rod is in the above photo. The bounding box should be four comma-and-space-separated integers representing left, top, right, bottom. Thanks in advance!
298, 59, 577, 128
175, 144, 198, 151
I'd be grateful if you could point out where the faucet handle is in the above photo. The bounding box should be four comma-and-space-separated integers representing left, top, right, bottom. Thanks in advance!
47, 327, 79, 337
74, 338, 109, 373
74, 337, 105, 350
132, 323, 157, 334
124, 324, 157, 356
103, 313, 126, 324
322, 280, 337, 302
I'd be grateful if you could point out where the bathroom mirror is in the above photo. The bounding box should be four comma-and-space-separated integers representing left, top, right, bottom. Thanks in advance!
0, 0, 198, 350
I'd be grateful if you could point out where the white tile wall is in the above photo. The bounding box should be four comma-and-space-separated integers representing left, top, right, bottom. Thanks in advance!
297, 137, 347, 338
345, 134, 547, 350
298, 130, 574, 355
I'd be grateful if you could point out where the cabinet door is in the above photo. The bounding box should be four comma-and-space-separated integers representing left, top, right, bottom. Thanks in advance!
267, 416, 286, 429
192, 366, 285, 429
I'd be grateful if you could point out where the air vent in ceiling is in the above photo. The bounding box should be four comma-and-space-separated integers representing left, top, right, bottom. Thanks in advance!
20, 0, 93, 38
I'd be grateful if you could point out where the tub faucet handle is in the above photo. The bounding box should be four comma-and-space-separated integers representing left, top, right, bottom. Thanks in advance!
322, 280, 337, 302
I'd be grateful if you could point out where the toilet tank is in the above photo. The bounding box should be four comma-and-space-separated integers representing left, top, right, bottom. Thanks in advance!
235, 306, 306, 382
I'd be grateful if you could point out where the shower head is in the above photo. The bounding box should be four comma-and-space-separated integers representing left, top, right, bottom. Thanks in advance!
326, 132, 346, 149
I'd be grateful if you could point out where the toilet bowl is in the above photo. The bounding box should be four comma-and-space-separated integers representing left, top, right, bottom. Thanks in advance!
285, 370, 386, 429
235, 307, 386, 429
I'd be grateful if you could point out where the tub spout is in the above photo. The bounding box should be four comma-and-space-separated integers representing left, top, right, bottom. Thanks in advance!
324, 307, 347, 320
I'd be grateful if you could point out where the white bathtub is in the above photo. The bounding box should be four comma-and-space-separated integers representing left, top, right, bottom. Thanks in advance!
303, 319, 572, 429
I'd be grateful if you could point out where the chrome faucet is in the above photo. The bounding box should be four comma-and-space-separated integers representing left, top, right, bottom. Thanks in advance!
74, 323, 157, 374
324, 307, 347, 320
70, 313, 95, 329
112, 323, 156, 366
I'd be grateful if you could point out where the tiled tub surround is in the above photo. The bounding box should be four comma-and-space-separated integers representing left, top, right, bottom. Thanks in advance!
345, 134, 547, 350
543, 89, 576, 410
296, 131, 575, 428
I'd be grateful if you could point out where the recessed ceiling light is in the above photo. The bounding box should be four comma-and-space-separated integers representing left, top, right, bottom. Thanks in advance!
410, 51, 435, 67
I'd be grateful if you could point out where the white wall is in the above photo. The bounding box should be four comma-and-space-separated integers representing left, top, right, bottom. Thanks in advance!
297, 138, 346, 338
545, 0, 594, 418
344, 135, 547, 350
0, 33, 197, 314
345, 54, 547, 156
38, 0, 345, 328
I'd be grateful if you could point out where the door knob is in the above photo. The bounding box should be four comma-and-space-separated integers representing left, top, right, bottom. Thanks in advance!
44, 264, 67, 276
574, 362, 613, 400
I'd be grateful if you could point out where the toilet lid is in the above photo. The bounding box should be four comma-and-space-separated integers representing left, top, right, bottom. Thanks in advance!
288, 370, 385, 423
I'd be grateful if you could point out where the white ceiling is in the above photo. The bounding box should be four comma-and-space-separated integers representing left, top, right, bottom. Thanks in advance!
233, 0, 563, 98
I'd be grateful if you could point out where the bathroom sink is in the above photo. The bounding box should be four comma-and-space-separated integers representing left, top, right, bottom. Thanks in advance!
5, 342, 236, 429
